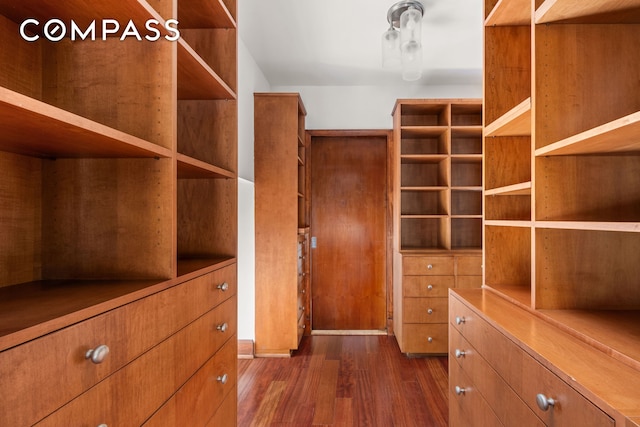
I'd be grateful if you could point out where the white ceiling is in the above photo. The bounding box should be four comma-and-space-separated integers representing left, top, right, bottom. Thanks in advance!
238, 0, 483, 87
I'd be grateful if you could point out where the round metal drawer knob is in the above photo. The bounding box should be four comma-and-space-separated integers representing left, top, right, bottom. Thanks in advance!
216, 323, 228, 333
427, 337, 433, 343
217, 374, 228, 384
455, 386, 466, 396
427, 284, 433, 290
85, 344, 110, 364
455, 349, 466, 358
97, 424, 108, 427
427, 308, 433, 314
427, 264, 433, 270
455, 316, 466, 325
536, 393, 556, 411
217, 282, 229, 291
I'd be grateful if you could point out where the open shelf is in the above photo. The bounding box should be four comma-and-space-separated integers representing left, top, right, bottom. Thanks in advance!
484, 97, 531, 137
485, 182, 531, 196
177, 39, 236, 100
178, 0, 236, 29
485, 0, 531, 26
535, 0, 640, 24
0, 87, 172, 159
176, 154, 235, 179
535, 111, 640, 156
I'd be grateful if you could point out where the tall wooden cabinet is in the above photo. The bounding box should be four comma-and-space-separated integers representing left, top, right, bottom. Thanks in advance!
392, 99, 483, 355
450, 1, 640, 425
254, 93, 310, 357
0, 1, 238, 425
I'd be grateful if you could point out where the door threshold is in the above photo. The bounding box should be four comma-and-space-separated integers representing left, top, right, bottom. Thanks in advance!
311, 330, 387, 336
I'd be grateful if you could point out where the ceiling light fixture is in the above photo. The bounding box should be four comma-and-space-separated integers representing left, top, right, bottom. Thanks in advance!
382, 1, 425, 81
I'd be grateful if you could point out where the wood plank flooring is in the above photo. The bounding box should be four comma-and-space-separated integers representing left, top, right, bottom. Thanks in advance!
237, 335, 449, 426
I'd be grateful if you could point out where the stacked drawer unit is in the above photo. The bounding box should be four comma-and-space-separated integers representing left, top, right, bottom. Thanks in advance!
448, 289, 640, 427
1, 264, 237, 426
397, 253, 481, 354
297, 231, 310, 343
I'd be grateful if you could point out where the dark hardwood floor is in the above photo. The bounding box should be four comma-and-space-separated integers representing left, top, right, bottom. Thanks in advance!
237, 335, 449, 426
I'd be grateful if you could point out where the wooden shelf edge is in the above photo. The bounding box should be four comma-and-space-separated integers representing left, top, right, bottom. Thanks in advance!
176, 256, 236, 280
0, 87, 172, 159
485, 181, 532, 196
485, 220, 532, 228
177, 39, 236, 100
535, 221, 640, 233
535, 0, 640, 24
535, 111, 640, 156
485, 0, 532, 26
482, 284, 533, 309
484, 98, 531, 137
176, 154, 235, 179
401, 186, 448, 191
401, 214, 449, 219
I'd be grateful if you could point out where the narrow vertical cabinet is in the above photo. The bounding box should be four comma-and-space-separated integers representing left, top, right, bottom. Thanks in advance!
0, 0, 238, 425
391, 99, 483, 355
451, 0, 640, 425
254, 93, 310, 357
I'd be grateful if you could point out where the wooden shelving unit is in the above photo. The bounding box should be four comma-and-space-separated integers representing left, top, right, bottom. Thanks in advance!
392, 99, 483, 355
254, 93, 310, 357
0, 0, 238, 425
450, 1, 640, 425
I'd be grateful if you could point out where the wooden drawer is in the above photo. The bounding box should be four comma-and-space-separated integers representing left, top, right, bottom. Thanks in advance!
521, 354, 614, 427
450, 329, 544, 427
403, 275, 454, 297
36, 297, 237, 426
402, 323, 448, 353
455, 255, 482, 276
404, 297, 448, 323
206, 386, 238, 427
449, 361, 502, 427
450, 293, 614, 427
403, 255, 454, 276
143, 337, 237, 426
0, 265, 236, 426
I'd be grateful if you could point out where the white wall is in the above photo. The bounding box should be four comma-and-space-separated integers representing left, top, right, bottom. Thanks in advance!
237, 38, 270, 341
237, 39, 482, 343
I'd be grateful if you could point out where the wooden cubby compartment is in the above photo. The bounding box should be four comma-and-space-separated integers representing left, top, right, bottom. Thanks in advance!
401, 128, 449, 155
400, 103, 450, 126
401, 218, 450, 250
400, 157, 449, 188
401, 190, 449, 216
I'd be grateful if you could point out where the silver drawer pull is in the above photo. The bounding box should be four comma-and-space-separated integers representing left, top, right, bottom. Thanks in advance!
455, 316, 466, 325
536, 394, 556, 411
427, 264, 433, 270
455, 386, 466, 396
427, 284, 433, 290
217, 374, 228, 384
427, 337, 433, 343
217, 282, 229, 291
216, 323, 228, 332
455, 349, 466, 358
97, 424, 108, 427
427, 308, 433, 315
85, 344, 110, 364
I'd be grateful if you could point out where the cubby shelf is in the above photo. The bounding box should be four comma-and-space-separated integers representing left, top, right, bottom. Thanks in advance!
0, 87, 172, 159
535, 0, 640, 24
178, 39, 236, 100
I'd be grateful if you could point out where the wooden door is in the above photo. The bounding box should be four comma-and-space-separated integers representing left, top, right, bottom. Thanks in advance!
310, 133, 388, 331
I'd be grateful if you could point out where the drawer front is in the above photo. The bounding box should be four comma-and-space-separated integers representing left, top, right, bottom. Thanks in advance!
403, 255, 454, 276
0, 265, 236, 426
36, 298, 237, 427
402, 323, 448, 353
450, 294, 526, 392
404, 297, 448, 323
143, 338, 237, 427
449, 362, 503, 427
403, 275, 454, 297
521, 354, 614, 427
206, 386, 237, 427
450, 329, 544, 427
455, 275, 482, 289
455, 255, 482, 276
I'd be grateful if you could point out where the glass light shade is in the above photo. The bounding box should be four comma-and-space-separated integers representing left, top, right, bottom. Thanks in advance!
401, 39, 422, 81
400, 6, 422, 45
381, 27, 400, 68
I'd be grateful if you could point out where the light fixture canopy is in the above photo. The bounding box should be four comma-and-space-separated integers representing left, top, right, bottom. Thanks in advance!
382, 1, 425, 81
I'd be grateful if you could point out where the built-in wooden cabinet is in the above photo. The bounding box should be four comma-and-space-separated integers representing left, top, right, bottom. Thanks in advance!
392, 99, 483, 355
254, 93, 310, 357
0, 0, 237, 425
450, 0, 640, 425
